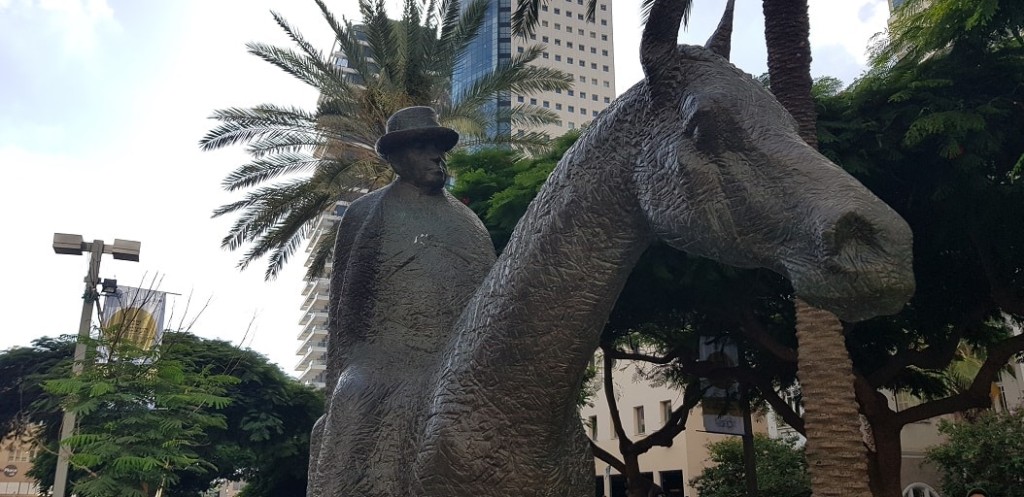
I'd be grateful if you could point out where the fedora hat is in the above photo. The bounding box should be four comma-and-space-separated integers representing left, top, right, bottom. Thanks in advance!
375, 106, 459, 156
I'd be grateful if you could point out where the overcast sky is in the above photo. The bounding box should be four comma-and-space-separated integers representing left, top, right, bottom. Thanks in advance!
0, 0, 891, 374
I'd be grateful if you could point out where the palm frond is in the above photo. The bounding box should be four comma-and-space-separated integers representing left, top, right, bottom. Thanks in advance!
501, 103, 563, 128
245, 42, 325, 90
220, 153, 338, 192
304, 221, 340, 280
360, 0, 403, 84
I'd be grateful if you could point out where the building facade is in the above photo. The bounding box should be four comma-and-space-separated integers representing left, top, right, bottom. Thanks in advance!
453, 0, 617, 138
582, 357, 768, 497
0, 435, 39, 497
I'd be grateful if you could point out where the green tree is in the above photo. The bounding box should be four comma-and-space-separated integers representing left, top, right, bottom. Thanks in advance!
36, 336, 237, 497
926, 410, 1024, 497
201, 0, 573, 280
812, 1, 1024, 495
690, 435, 811, 497
2, 333, 324, 497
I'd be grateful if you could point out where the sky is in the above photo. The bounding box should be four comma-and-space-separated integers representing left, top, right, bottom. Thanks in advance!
0, 0, 892, 375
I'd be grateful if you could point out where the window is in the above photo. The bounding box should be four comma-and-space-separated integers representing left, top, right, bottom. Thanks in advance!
555, 23, 561, 29
568, 90, 574, 96
580, 107, 587, 114
592, 77, 598, 84
555, 88, 562, 94
567, 57, 574, 64
555, 55, 562, 61
588, 416, 598, 439
566, 25, 572, 32
554, 8, 560, 14
602, 49, 609, 56
602, 34, 608, 41
592, 110, 598, 116
555, 103, 562, 110
542, 20, 548, 27
542, 52, 549, 59
530, 34, 536, 40
543, 101, 550, 108
567, 42, 573, 48
603, 65, 609, 72
578, 74, 585, 81
569, 121, 576, 129
634, 406, 646, 434
601, 3, 607, 10
579, 45, 585, 51
517, 96, 524, 103
604, 80, 610, 88
601, 19, 607, 25
578, 28, 584, 35
578, 13, 584, 19
591, 62, 597, 69
661, 400, 673, 424
604, 96, 611, 103
591, 47, 596, 54
530, 98, 537, 105
542, 36, 549, 42
580, 91, 586, 98
517, 46, 524, 53
542, 4, 548, 10
568, 105, 575, 112
592, 94, 598, 101
555, 39, 561, 46
590, 31, 597, 38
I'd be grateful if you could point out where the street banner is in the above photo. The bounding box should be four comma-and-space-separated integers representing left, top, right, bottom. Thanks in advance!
100, 286, 168, 353
699, 336, 746, 436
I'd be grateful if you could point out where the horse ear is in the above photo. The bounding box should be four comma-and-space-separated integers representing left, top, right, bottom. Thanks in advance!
704, 0, 735, 59
641, 0, 689, 83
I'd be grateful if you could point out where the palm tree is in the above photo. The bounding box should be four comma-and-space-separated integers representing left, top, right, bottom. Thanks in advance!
200, 0, 573, 280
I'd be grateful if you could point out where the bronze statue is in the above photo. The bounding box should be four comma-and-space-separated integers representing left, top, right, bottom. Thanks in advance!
308, 107, 496, 497
314, 1, 915, 495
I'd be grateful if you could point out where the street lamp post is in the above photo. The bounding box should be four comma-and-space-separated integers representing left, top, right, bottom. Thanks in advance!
51, 233, 140, 497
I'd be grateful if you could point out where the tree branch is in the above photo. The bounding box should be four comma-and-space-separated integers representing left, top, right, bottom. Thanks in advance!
590, 441, 627, 474
752, 377, 805, 435
738, 310, 798, 363
604, 347, 679, 365
601, 347, 632, 446
632, 379, 703, 454
866, 332, 961, 387
892, 333, 1024, 426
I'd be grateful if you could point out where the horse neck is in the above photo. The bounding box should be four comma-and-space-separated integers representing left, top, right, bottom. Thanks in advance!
454, 86, 653, 414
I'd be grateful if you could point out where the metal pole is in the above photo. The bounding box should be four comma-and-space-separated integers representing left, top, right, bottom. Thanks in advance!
741, 383, 758, 497
52, 240, 104, 497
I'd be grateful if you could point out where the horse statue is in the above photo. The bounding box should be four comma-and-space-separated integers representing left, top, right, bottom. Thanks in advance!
312, 0, 915, 495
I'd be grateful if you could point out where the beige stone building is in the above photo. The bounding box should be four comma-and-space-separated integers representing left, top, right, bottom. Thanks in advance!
512, 0, 617, 137
0, 434, 39, 497
582, 357, 769, 497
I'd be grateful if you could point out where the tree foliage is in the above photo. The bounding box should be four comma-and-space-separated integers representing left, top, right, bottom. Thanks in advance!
1, 333, 323, 497
35, 336, 237, 497
201, 0, 573, 280
926, 410, 1024, 497
690, 435, 811, 497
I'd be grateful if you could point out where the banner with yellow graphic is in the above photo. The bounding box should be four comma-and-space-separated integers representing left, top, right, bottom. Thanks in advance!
100, 286, 168, 352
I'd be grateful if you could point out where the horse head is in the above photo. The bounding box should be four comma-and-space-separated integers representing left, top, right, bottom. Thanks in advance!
634, 0, 914, 321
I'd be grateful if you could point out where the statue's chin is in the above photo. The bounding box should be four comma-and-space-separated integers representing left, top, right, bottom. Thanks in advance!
791, 270, 915, 323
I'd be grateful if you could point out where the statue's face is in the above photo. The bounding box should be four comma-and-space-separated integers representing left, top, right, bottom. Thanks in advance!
389, 140, 448, 191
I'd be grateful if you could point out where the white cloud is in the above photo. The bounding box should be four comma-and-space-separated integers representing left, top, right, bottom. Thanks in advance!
4, 0, 120, 56
808, 0, 889, 67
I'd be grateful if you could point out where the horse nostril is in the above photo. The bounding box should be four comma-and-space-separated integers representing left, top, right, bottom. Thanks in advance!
827, 212, 881, 255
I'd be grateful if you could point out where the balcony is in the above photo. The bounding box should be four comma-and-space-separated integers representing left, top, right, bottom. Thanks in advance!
299, 310, 328, 327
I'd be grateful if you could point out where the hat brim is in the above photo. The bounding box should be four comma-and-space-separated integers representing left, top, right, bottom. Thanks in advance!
375, 127, 459, 156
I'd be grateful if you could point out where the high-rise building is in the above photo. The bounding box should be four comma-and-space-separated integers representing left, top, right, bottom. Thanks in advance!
454, 0, 617, 138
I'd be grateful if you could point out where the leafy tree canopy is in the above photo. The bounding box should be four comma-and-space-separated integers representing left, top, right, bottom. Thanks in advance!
1, 332, 323, 497
690, 435, 811, 497
926, 410, 1024, 497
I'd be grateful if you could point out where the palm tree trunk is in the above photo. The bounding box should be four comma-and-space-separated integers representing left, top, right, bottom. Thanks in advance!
763, 0, 873, 495
794, 300, 872, 497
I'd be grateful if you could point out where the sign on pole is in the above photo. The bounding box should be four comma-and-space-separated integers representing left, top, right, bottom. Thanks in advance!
99, 286, 167, 359
699, 336, 746, 436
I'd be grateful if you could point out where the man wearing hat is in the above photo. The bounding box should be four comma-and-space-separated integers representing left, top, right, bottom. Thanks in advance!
308, 107, 496, 497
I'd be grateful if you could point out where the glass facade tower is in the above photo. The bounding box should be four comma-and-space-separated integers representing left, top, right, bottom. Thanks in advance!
453, 0, 512, 138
